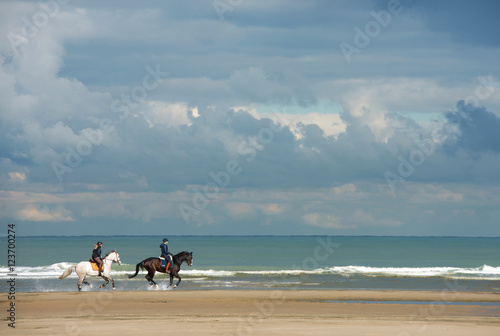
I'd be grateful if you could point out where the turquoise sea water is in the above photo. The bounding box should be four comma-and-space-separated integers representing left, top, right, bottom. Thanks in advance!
1, 236, 500, 292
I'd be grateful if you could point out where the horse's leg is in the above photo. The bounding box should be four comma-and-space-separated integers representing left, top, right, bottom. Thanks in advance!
148, 270, 159, 288
170, 272, 181, 288
99, 276, 110, 288
82, 276, 93, 289
77, 274, 85, 291
145, 273, 155, 287
175, 274, 181, 288
109, 276, 116, 291
99, 276, 115, 290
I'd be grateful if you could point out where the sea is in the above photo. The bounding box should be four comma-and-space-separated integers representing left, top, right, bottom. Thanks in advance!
1, 236, 500, 293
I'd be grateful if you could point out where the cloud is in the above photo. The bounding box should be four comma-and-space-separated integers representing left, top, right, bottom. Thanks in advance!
303, 208, 401, 230
8, 171, 27, 182
303, 212, 344, 229
404, 184, 464, 203
224, 201, 285, 220
249, 100, 346, 140
444, 101, 500, 155
406, 0, 500, 46
16, 205, 74, 222
1, 1, 500, 236
225, 202, 258, 219
347, 209, 402, 227
141, 102, 196, 128
258, 203, 284, 216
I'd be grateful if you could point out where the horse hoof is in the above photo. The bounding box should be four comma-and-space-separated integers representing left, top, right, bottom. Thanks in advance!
89, 284, 93, 289
113, 288, 116, 291
155, 284, 159, 289
173, 285, 177, 288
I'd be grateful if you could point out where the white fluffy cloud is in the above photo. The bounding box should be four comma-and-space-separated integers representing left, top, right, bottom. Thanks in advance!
17, 204, 74, 222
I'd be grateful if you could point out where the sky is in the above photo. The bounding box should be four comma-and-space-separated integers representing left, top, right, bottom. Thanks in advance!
1, 0, 500, 237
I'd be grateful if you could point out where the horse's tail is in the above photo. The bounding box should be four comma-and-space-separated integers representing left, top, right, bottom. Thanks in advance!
128, 261, 145, 279
59, 265, 76, 279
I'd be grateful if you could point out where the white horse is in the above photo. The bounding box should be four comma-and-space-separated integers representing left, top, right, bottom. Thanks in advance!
59, 250, 122, 291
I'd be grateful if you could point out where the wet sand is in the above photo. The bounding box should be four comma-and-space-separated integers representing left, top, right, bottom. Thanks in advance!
5, 290, 500, 335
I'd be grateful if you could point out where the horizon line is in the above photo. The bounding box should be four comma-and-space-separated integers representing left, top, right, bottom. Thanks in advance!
1, 234, 500, 239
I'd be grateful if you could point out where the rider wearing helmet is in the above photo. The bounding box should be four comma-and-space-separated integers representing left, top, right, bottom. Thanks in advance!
160, 238, 172, 271
92, 241, 104, 276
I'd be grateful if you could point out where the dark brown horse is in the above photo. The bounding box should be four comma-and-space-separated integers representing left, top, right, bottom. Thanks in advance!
128, 251, 193, 288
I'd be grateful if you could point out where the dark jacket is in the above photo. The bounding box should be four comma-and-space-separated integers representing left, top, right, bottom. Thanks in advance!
160, 243, 170, 258
92, 246, 102, 259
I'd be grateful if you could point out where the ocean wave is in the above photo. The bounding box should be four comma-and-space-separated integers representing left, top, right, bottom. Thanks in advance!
0, 262, 76, 278
323, 265, 500, 279
0, 262, 133, 279
182, 265, 500, 279
2, 263, 500, 280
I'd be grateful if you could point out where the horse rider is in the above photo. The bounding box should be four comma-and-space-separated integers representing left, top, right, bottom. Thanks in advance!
92, 241, 104, 276
160, 238, 173, 271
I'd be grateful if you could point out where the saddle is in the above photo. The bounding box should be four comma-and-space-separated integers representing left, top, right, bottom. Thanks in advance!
159, 256, 171, 273
89, 259, 103, 272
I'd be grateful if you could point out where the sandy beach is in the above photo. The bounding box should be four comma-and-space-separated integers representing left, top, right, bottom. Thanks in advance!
4, 290, 500, 335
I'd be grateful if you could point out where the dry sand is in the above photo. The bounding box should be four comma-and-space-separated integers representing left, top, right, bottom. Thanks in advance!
4, 290, 500, 335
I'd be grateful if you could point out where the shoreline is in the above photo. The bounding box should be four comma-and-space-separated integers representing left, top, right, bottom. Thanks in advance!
5, 289, 500, 335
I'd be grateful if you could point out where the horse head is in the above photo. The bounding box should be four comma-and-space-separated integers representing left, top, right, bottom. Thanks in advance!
105, 250, 122, 265
175, 251, 193, 266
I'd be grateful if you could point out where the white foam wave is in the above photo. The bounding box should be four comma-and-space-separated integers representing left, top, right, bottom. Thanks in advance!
2, 263, 500, 280
324, 265, 500, 279
181, 269, 236, 277
170, 265, 500, 279
0, 262, 133, 279
0, 262, 75, 278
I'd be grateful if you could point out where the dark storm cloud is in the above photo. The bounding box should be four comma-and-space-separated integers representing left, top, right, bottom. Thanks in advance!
445, 101, 500, 155
407, 0, 500, 46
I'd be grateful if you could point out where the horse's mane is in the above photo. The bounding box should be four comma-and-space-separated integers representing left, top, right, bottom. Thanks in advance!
174, 251, 191, 258
173, 251, 192, 262
104, 250, 117, 258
